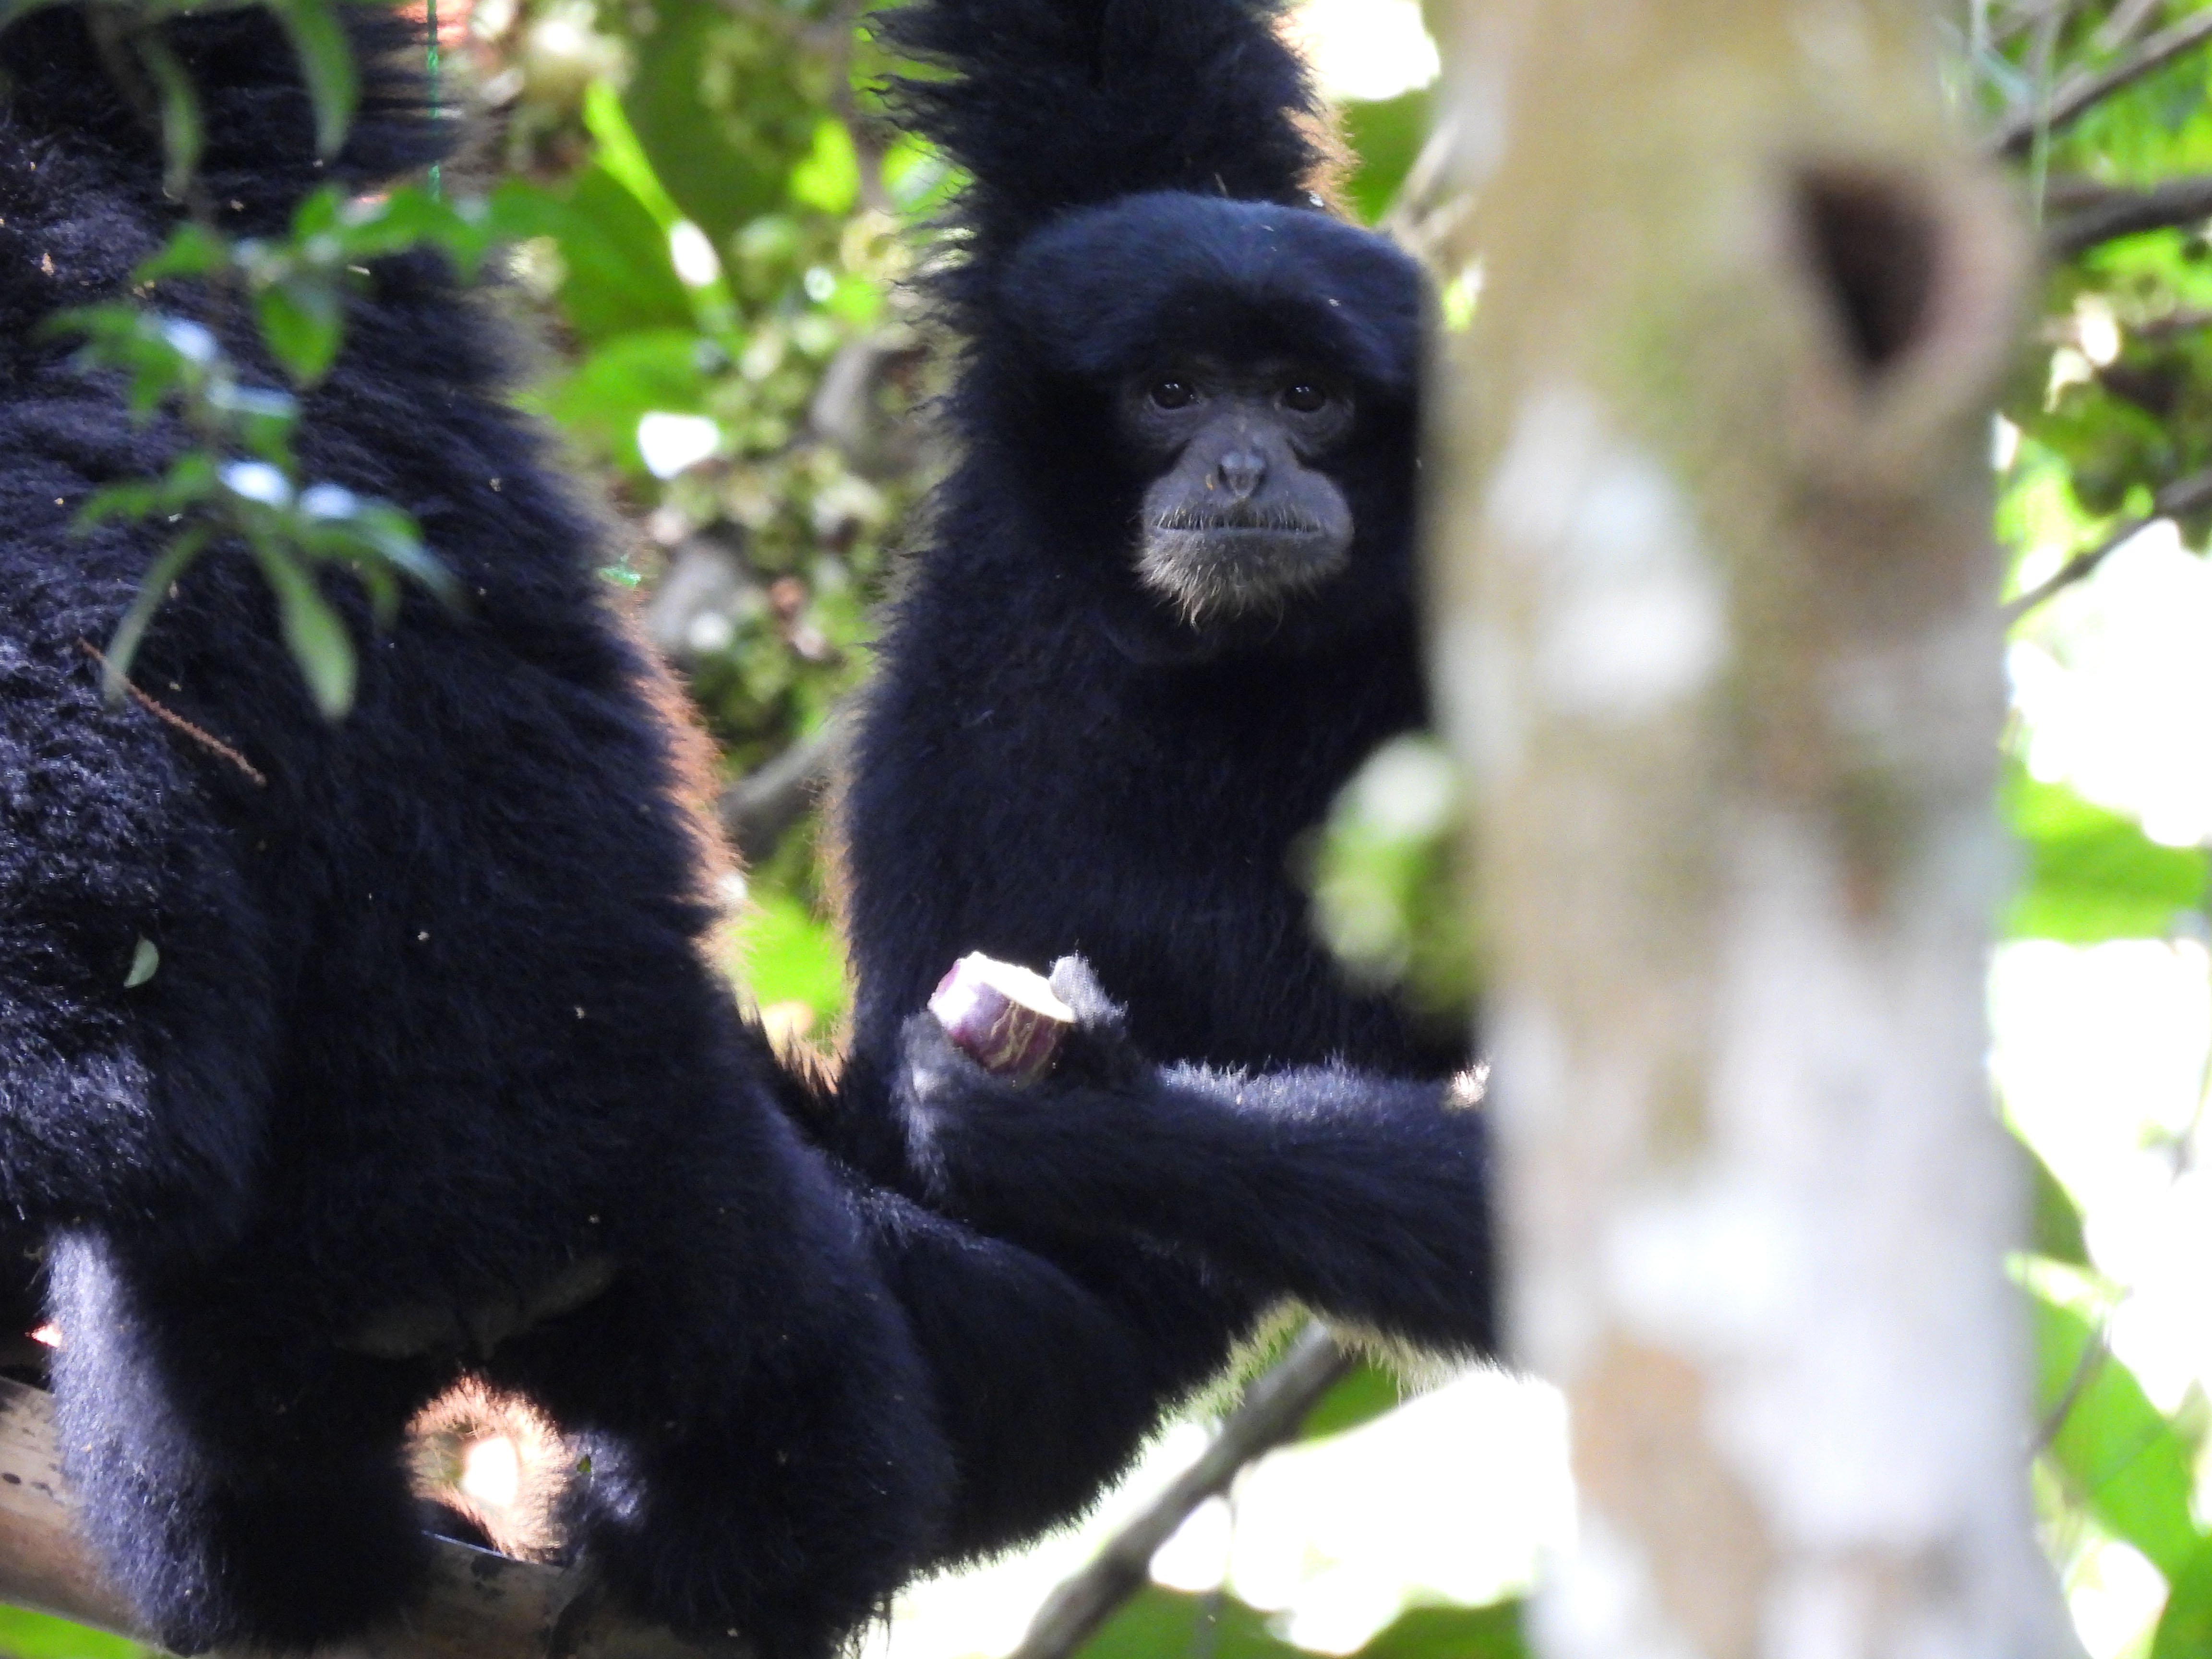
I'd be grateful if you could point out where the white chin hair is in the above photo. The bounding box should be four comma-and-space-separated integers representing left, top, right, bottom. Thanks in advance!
1137, 531, 1345, 626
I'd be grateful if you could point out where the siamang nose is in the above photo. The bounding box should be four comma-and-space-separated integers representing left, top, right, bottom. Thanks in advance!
1215, 448, 1267, 501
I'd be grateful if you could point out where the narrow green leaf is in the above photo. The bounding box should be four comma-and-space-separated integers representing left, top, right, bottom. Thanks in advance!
124, 938, 160, 989
2005, 766, 2209, 943
101, 528, 212, 701
264, 0, 358, 158
256, 273, 344, 385
790, 118, 860, 216
2153, 1534, 2212, 1659
2028, 1142, 2089, 1268
131, 34, 202, 200
2035, 1294, 2200, 1580
291, 184, 344, 241
252, 540, 356, 717
136, 223, 228, 282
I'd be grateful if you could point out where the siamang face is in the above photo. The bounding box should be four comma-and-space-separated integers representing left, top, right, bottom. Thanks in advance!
1117, 354, 1358, 625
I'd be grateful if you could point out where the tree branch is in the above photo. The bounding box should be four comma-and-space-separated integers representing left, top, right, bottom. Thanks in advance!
1003, 1326, 1355, 1659
716, 710, 847, 867
2044, 175, 2212, 259
1989, 7, 2212, 158
0, 1378, 740, 1659
2005, 464, 2212, 624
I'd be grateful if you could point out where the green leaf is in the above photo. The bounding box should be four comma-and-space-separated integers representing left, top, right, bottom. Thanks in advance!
1076, 1590, 1527, 1659
488, 173, 696, 346
100, 528, 212, 699
264, 0, 359, 158
2154, 1533, 2212, 1659
0, 1603, 149, 1659
2028, 1141, 2090, 1268
2034, 1293, 2201, 1580
736, 890, 846, 1025
252, 540, 356, 718
620, 0, 790, 247
1077, 1588, 1302, 1659
332, 187, 494, 275
791, 118, 859, 216
256, 272, 345, 385
538, 330, 713, 472
1299, 1361, 1401, 1441
137, 222, 229, 282
131, 34, 203, 201
1358, 1602, 1527, 1659
124, 937, 160, 989
1341, 89, 1433, 225
2004, 766, 2208, 942
584, 80, 685, 231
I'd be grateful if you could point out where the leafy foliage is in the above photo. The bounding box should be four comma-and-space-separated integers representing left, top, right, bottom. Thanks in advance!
1306, 735, 1477, 1027
1083, 1588, 1525, 1659
52, 178, 498, 712
2005, 763, 2210, 941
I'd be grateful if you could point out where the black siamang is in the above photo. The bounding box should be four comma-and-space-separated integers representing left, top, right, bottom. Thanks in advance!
0, 8, 1487, 1657
840, 0, 1485, 1372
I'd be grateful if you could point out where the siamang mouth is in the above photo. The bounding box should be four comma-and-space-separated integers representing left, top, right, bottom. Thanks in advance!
1151, 509, 1332, 536
1136, 520, 1352, 625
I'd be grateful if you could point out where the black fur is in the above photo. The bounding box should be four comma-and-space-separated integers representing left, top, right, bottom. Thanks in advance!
0, 10, 1290, 1652
0, 7, 1490, 1653
840, 0, 1492, 1394
0, 13, 962, 1655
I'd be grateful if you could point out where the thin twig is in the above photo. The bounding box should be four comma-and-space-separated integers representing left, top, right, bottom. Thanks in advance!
1990, 6, 2212, 156
2005, 465, 2212, 623
716, 710, 846, 866
1004, 1327, 1356, 1659
77, 639, 267, 787
2091, 0, 2167, 56
1986, 0, 2084, 50
2044, 174, 2212, 257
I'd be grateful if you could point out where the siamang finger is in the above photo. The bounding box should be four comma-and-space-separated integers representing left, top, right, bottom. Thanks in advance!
1046, 956, 1124, 1033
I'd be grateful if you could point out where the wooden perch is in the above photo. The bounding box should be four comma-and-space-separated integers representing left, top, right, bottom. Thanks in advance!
0, 1378, 738, 1659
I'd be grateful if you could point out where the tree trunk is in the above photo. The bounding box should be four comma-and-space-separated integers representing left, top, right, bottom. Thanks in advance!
1422, 1, 2075, 1652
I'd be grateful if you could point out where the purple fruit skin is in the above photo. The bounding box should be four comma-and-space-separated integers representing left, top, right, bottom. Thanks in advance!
929, 960, 1069, 1086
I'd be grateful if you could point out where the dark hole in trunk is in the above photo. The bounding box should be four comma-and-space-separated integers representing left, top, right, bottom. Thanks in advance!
1797, 167, 1940, 379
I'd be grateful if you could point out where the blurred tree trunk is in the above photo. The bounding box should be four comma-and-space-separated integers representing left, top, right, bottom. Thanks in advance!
1422, 1, 2077, 1653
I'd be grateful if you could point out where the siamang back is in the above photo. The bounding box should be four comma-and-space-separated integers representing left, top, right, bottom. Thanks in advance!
0, 14, 950, 1654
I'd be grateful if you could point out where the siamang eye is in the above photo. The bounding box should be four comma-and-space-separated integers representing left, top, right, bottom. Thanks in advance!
1282, 383, 1330, 413
1149, 380, 1197, 410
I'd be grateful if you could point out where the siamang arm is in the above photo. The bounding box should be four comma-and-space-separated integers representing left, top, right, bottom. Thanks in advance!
893, 962, 1494, 1358
837, 1173, 1262, 1562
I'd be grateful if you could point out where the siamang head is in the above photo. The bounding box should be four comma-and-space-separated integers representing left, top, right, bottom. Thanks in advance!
996, 193, 1427, 659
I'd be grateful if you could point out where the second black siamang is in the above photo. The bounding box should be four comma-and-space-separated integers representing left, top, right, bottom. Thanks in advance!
838, 0, 1491, 1470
